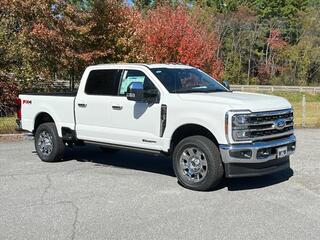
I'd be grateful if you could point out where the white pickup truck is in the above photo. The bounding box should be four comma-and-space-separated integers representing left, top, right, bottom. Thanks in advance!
17, 63, 296, 191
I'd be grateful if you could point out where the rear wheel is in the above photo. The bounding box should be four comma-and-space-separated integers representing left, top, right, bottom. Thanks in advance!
35, 122, 65, 162
173, 136, 224, 191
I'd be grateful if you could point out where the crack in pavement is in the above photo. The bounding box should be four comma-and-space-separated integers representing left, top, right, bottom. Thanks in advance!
41, 174, 52, 204
26, 200, 80, 240
47, 200, 80, 240
66, 166, 103, 175
38, 174, 79, 240
70, 201, 79, 240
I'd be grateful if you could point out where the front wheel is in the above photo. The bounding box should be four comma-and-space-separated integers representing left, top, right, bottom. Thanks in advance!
173, 136, 224, 191
35, 122, 65, 162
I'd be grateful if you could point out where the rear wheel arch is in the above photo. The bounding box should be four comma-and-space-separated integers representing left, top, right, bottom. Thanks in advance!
34, 112, 55, 134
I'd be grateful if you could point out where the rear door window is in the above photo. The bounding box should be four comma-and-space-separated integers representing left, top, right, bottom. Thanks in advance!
85, 69, 121, 96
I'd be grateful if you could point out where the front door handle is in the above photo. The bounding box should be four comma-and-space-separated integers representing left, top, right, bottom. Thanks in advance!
78, 103, 87, 108
112, 105, 123, 110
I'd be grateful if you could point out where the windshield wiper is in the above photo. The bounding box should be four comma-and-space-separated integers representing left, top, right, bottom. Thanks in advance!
175, 89, 227, 93
206, 89, 229, 93
175, 89, 209, 93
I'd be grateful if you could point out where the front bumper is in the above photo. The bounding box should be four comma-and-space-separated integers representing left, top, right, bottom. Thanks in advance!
219, 135, 296, 178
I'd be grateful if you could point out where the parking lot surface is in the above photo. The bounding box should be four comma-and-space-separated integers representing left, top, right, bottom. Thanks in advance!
1, 129, 320, 240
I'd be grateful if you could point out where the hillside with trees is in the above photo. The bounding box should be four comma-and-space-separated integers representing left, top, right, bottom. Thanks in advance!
0, 0, 320, 109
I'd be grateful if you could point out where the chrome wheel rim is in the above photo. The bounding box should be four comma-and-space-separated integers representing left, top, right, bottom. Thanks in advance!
38, 130, 53, 156
179, 147, 208, 183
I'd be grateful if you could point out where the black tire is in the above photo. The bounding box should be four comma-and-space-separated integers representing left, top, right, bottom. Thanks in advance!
35, 122, 65, 162
172, 135, 224, 191
100, 147, 119, 154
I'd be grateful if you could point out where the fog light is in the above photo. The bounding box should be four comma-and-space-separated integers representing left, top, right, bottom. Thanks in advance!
230, 150, 252, 159
257, 148, 272, 158
288, 143, 296, 151
232, 130, 251, 141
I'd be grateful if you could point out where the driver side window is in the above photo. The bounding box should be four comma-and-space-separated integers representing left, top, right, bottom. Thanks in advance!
119, 70, 157, 96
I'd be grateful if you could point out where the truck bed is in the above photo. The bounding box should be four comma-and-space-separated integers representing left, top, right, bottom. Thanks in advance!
19, 93, 76, 135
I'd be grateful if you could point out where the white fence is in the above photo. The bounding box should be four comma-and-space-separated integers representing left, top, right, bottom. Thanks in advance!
231, 85, 320, 127
231, 85, 320, 93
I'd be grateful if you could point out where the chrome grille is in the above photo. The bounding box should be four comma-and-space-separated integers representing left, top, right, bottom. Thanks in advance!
232, 109, 294, 141
248, 110, 293, 140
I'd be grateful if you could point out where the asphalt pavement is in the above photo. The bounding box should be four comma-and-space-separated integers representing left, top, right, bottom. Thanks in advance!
0, 129, 319, 240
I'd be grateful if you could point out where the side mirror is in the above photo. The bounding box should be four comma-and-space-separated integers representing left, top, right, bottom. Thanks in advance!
126, 81, 160, 103
222, 80, 230, 90
126, 82, 144, 102
144, 88, 158, 99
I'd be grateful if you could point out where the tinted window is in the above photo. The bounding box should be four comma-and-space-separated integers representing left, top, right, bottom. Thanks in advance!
150, 68, 228, 93
119, 70, 157, 96
85, 70, 121, 95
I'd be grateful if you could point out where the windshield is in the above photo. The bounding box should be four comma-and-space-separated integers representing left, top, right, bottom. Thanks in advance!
150, 68, 228, 93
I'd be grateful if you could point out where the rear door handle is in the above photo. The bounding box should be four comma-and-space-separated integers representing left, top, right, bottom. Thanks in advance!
112, 105, 123, 110
78, 103, 87, 108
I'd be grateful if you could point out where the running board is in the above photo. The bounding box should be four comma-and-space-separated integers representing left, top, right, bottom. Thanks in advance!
84, 140, 162, 155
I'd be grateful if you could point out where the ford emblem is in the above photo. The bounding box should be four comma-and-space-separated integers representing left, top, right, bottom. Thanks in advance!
274, 119, 286, 130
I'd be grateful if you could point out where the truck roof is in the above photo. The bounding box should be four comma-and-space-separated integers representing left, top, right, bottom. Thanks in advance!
92, 63, 194, 69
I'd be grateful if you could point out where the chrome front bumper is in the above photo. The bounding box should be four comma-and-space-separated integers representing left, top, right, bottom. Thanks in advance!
220, 135, 296, 178
220, 135, 296, 164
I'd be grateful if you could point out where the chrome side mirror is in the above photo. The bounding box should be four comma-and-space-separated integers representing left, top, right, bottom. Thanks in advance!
126, 82, 144, 102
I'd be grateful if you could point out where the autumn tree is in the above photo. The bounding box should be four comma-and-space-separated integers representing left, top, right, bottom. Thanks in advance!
1, 0, 320, 113
0, 0, 140, 91
217, 6, 260, 84
0, 0, 48, 91
136, 5, 223, 78
280, 4, 320, 86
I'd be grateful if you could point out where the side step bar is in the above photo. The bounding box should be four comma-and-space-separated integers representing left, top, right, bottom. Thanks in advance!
84, 140, 162, 155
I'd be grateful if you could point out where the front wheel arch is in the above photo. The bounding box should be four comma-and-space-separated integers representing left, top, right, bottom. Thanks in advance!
169, 124, 219, 154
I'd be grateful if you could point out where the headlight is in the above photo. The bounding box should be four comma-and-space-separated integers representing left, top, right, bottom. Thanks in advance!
231, 113, 251, 141
232, 114, 249, 126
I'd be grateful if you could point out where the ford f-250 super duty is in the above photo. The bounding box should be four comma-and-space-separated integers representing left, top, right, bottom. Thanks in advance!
17, 64, 296, 191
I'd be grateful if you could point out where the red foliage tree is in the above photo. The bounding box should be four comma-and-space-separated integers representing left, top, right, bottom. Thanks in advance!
267, 29, 288, 50
136, 6, 223, 79
0, 73, 18, 116
258, 29, 288, 83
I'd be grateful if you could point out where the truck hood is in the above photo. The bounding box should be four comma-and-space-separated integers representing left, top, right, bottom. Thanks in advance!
177, 91, 291, 112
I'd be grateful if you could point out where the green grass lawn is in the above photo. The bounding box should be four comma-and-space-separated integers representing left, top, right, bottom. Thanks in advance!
0, 91, 319, 134
266, 92, 320, 128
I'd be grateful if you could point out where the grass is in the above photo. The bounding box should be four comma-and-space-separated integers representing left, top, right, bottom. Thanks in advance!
0, 116, 18, 134
261, 92, 320, 128
291, 102, 320, 127
0, 92, 319, 134
268, 91, 320, 103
